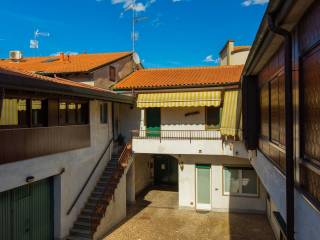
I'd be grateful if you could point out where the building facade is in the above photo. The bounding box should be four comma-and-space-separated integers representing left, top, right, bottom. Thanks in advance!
242, 0, 320, 239
0, 66, 134, 240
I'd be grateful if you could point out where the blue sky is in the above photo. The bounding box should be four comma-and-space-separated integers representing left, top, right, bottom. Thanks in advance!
0, 0, 268, 68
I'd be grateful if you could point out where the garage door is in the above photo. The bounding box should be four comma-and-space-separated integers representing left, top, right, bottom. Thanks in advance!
0, 178, 53, 240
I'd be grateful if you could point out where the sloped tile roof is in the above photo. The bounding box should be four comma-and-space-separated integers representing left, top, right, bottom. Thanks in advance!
0, 65, 111, 93
114, 65, 243, 90
0, 52, 132, 74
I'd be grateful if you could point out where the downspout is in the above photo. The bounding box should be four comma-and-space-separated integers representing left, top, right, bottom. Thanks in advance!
268, 11, 294, 240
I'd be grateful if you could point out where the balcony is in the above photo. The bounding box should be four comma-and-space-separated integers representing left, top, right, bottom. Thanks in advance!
131, 130, 247, 157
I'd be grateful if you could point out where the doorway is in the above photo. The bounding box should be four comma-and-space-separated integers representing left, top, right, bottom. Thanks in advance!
146, 108, 161, 137
196, 164, 211, 210
0, 178, 53, 240
154, 155, 178, 187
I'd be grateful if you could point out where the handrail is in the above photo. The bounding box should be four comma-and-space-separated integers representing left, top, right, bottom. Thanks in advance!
90, 141, 132, 232
67, 137, 113, 215
131, 129, 222, 141
118, 141, 132, 168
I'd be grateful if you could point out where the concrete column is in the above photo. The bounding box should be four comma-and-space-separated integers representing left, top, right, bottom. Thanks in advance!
126, 162, 136, 204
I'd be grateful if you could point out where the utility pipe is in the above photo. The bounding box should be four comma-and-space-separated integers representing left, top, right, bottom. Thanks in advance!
268, 11, 294, 240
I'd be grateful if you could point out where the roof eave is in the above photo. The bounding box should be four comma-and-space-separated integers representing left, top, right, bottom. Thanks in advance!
114, 82, 240, 92
0, 72, 134, 104
243, 0, 315, 77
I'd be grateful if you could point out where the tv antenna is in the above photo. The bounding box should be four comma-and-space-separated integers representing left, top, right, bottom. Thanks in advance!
30, 29, 50, 50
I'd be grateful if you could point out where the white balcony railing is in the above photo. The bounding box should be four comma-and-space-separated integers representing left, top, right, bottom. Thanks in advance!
131, 129, 221, 142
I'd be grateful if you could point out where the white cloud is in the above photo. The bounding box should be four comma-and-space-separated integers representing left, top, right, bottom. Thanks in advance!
203, 55, 220, 64
242, 0, 269, 7
112, 0, 156, 12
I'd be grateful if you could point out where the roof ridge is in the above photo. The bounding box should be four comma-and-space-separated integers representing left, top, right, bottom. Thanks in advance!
13, 51, 132, 60
138, 65, 244, 71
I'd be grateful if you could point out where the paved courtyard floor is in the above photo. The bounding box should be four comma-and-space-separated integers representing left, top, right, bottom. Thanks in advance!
104, 186, 275, 240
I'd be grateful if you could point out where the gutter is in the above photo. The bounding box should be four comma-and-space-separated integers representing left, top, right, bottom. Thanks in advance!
268, 6, 294, 240
114, 82, 240, 94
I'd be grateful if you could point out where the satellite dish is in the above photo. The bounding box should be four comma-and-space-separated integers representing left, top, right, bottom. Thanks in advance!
133, 52, 141, 65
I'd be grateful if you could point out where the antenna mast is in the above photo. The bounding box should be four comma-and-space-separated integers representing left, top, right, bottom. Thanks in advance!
132, 0, 136, 53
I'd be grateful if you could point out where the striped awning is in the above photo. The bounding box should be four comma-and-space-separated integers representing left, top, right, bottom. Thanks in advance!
137, 91, 222, 108
220, 90, 239, 137
0, 99, 18, 126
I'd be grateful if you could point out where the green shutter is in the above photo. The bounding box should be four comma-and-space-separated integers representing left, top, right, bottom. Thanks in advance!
0, 178, 53, 240
146, 108, 161, 137
31, 178, 53, 240
0, 191, 12, 240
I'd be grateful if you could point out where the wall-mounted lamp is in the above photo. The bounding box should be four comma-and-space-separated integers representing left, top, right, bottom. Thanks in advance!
179, 161, 184, 171
26, 176, 35, 183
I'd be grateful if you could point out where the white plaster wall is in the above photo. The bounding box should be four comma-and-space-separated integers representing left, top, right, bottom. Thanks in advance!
267, 197, 282, 240
230, 51, 249, 65
119, 104, 140, 142
94, 174, 127, 240
0, 100, 113, 239
177, 155, 267, 213
251, 150, 320, 240
133, 138, 248, 158
161, 107, 205, 131
134, 154, 153, 195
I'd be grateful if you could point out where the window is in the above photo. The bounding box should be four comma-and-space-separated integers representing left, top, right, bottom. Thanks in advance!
31, 99, 47, 127
109, 66, 116, 82
206, 107, 221, 128
59, 100, 89, 125
223, 167, 258, 196
59, 102, 67, 125
0, 98, 28, 128
77, 103, 88, 124
100, 103, 108, 124
67, 102, 77, 124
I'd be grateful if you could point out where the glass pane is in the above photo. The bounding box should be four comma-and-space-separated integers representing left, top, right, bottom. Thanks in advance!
18, 100, 28, 127
59, 102, 67, 125
242, 169, 258, 195
32, 100, 45, 126
197, 167, 210, 204
206, 107, 220, 127
224, 168, 240, 194
68, 103, 76, 124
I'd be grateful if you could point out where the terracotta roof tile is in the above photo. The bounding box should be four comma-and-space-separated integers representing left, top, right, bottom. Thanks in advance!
114, 65, 243, 90
0, 65, 111, 93
0, 52, 132, 74
232, 46, 251, 53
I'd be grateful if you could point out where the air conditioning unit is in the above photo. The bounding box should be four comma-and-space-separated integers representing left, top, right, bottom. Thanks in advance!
9, 51, 22, 61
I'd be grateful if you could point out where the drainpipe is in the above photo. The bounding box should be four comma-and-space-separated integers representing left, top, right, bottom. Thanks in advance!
268, 11, 294, 240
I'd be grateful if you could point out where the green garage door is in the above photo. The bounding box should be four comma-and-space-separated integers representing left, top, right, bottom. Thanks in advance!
0, 178, 53, 240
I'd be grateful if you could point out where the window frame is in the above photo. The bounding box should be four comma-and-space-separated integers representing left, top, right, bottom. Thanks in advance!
205, 106, 222, 129
100, 102, 108, 124
109, 66, 116, 82
222, 166, 259, 197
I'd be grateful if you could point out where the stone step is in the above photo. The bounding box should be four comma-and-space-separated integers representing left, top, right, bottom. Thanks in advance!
66, 235, 92, 240
70, 228, 92, 238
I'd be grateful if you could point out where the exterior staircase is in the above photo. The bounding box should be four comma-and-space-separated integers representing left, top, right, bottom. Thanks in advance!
66, 142, 132, 240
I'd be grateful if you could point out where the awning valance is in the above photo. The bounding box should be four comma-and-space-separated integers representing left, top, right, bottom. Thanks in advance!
220, 90, 239, 137
137, 91, 222, 108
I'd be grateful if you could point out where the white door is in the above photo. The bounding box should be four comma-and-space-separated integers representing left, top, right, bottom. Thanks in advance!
196, 164, 211, 210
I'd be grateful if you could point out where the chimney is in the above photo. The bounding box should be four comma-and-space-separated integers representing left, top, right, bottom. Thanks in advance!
60, 52, 65, 61
219, 40, 235, 66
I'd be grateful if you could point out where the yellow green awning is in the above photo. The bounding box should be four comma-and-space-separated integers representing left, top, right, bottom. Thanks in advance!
137, 91, 222, 108
220, 90, 239, 137
0, 99, 18, 126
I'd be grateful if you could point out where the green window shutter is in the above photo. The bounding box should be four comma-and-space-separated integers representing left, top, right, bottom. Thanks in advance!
0, 191, 12, 240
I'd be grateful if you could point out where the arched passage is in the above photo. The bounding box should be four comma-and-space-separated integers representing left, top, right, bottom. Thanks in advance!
153, 155, 178, 187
